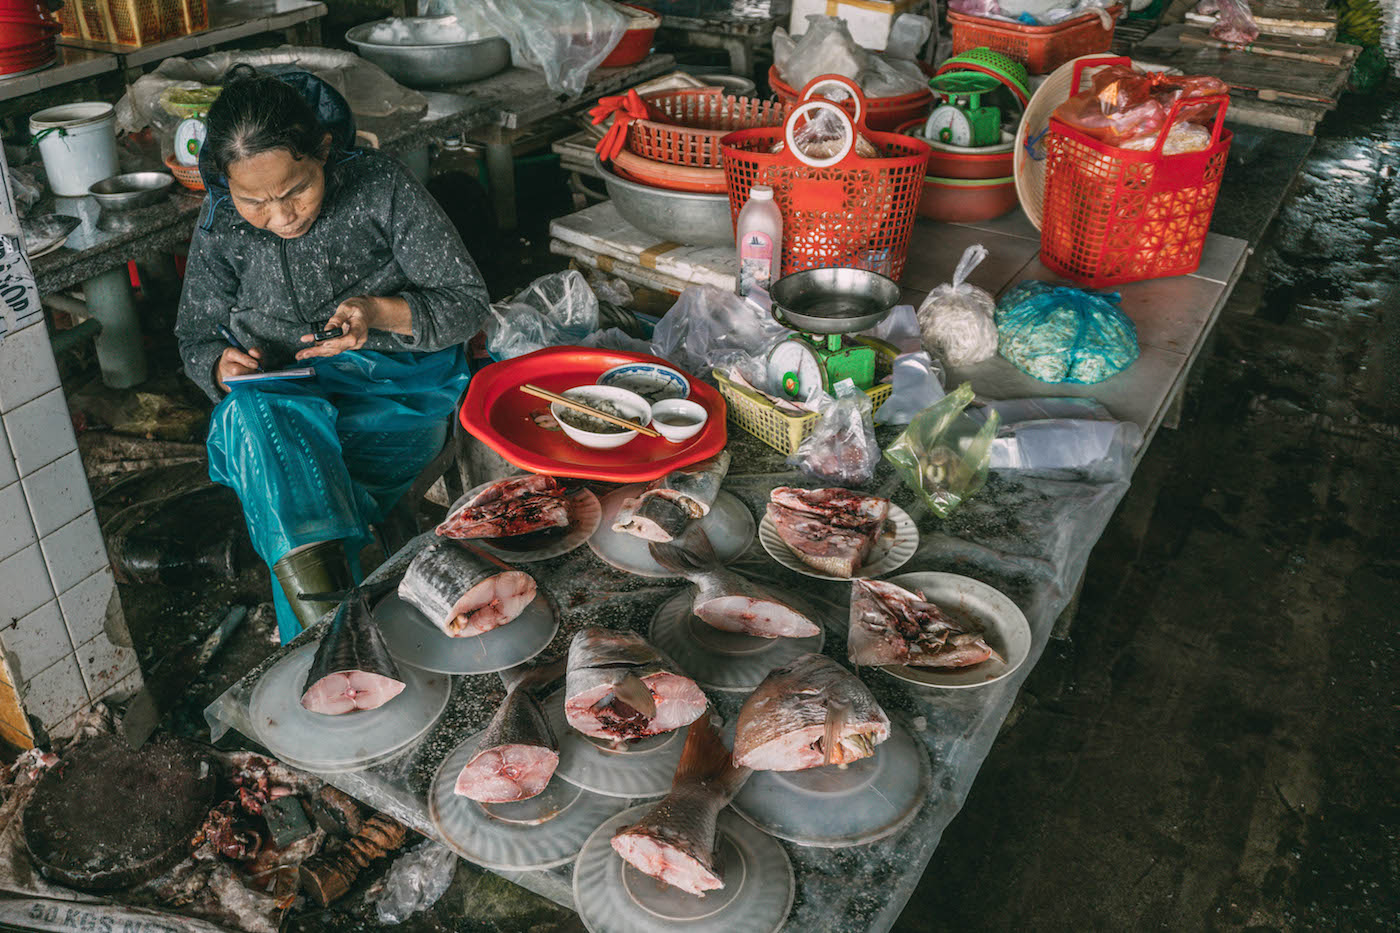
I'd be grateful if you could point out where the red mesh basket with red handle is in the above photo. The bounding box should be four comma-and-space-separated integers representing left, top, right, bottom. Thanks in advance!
627, 89, 790, 169
1039, 59, 1231, 288
721, 76, 931, 281
948, 6, 1122, 76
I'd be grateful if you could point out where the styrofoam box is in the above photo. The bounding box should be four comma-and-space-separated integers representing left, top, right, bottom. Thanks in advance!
790, 0, 919, 51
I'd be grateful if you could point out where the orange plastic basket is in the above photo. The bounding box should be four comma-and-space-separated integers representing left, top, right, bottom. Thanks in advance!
1039, 61, 1231, 288
627, 89, 789, 169
721, 76, 931, 281
948, 6, 1122, 76
166, 153, 204, 191
768, 65, 933, 132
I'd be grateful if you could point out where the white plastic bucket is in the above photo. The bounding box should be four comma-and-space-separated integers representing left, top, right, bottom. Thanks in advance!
29, 102, 118, 197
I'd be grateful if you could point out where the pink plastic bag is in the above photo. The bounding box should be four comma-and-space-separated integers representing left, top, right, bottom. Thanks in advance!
1052, 64, 1228, 148
1204, 0, 1260, 45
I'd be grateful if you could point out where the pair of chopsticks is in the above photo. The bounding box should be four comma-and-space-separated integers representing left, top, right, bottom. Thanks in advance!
520, 384, 661, 438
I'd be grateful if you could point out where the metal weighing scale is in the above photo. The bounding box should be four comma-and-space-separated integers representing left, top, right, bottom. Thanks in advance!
925, 73, 1003, 148
765, 267, 901, 401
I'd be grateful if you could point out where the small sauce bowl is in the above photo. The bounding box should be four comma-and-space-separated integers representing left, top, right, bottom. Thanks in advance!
650, 398, 708, 444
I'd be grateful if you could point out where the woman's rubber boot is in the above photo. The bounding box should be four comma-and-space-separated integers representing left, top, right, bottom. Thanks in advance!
272, 540, 353, 632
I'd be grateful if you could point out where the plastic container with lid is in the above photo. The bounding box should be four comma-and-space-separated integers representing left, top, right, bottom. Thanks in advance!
736, 185, 782, 298
29, 102, 118, 197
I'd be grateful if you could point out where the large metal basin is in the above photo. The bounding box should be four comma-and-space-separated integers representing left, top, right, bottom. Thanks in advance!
595, 157, 735, 248
346, 19, 510, 89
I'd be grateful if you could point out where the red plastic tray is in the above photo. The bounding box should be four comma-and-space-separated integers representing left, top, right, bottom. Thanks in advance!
459, 346, 728, 483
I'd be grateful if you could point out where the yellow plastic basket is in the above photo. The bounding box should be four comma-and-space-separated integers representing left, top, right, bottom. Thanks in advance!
712, 339, 896, 455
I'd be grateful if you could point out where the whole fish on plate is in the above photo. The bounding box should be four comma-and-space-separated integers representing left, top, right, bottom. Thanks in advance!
610, 715, 751, 896
849, 578, 1003, 669
766, 486, 891, 578
399, 541, 537, 637
454, 661, 563, 803
733, 652, 890, 771
564, 627, 707, 740
613, 452, 732, 543
437, 475, 571, 541
650, 532, 820, 639
300, 591, 405, 715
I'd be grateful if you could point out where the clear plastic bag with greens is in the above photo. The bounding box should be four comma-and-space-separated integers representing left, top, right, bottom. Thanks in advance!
884, 383, 999, 518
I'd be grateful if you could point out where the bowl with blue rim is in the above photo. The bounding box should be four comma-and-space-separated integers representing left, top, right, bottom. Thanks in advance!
595, 362, 690, 405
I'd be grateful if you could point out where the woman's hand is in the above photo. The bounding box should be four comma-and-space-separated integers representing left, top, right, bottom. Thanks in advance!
216, 346, 263, 392
296, 296, 374, 361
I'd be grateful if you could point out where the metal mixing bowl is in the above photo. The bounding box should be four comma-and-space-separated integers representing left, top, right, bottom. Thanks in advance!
346, 19, 510, 89
594, 157, 735, 248
770, 267, 902, 334
88, 172, 174, 211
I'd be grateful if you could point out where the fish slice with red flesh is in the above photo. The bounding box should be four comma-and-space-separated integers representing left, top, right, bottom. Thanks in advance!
301, 592, 406, 715
454, 662, 562, 802
399, 541, 537, 637
465, 475, 561, 507
611, 715, 750, 896
769, 486, 890, 527
848, 578, 1003, 669
437, 492, 571, 541
564, 627, 707, 739
766, 502, 883, 579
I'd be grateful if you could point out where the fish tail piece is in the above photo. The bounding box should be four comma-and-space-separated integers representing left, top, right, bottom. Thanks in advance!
674, 712, 740, 787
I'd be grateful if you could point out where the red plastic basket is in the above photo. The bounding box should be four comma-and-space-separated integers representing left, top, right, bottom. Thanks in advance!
769, 65, 933, 132
721, 76, 931, 281
628, 89, 789, 169
948, 6, 1122, 75
1039, 61, 1231, 288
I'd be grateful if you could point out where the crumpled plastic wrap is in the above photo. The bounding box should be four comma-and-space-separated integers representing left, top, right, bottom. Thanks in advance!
773, 101, 880, 159
1052, 63, 1227, 149
789, 378, 880, 486
438, 0, 629, 97
885, 382, 999, 518
875, 352, 946, 425
996, 281, 1139, 384
885, 13, 933, 59
1198, 0, 1261, 45
917, 244, 999, 367
950, 0, 1115, 25
375, 840, 458, 924
773, 16, 928, 98
486, 270, 601, 360
116, 47, 428, 160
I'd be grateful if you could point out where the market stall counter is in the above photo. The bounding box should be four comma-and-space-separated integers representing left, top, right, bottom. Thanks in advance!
207, 422, 1133, 931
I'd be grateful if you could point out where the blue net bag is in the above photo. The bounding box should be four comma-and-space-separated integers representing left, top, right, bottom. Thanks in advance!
994, 282, 1139, 385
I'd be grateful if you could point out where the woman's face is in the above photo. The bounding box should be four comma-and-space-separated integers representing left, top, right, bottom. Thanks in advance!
226, 145, 328, 239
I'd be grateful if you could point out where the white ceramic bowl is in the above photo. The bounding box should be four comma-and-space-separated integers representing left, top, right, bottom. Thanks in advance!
650, 398, 708, 444
551, 385, 652, 450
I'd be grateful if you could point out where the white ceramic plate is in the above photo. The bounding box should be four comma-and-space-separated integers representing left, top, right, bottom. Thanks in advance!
649, 591, 823, 693
597, 362, 691, 404
456, 485, 602, 563
758, 502, 918, 581
728, 721, 930, 848
574, 806, 795, 933
429, 729, 631, 871
545, 688, 694, 799
249, 643, 450, 772
874, 572, 1032, 689
375, 591, 558, 676
589, 486, 756, 579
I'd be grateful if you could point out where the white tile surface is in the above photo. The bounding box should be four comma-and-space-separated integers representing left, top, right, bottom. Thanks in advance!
0, 543, 52, 622
0, 481, 34, 562
0, 320, 61, 415
57, 567, 118, 650
4, 387, 78, 477
0, 418, 16, 488
901, 223, 1043, 298
18, 652, 85, 730
74, 631, 139, 700
39, 511, 109, 595
20, 451, 89, 537
0, 600, 73, 683
91, 666, 140, 704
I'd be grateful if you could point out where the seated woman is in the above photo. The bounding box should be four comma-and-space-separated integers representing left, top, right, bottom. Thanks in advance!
176, 70, 490, 643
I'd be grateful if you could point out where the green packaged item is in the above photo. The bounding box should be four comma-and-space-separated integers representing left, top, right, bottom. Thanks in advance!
884, 383, 999, 519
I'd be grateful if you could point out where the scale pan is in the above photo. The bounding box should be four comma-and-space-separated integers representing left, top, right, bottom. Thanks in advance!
770, 267, 901, 334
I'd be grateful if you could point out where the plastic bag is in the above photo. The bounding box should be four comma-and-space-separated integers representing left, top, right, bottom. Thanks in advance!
885, 14, 933, 59
375, 841, 458, 924
995, 281, 1139, 384
774, 17, 928, 98
773, 102, 880, 159
789, 379, 880, 486
875, 352, 946, 425
989, 418, 1141, 476
884, 382, 998, 518
651, 285, 792, 389
1202, 0, 1260, 45
917, 245, 999, 367
860, 303, 924, 354
461, 0, 629, 97
1051, 64, 1227, 148
486, 270, 600, 360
